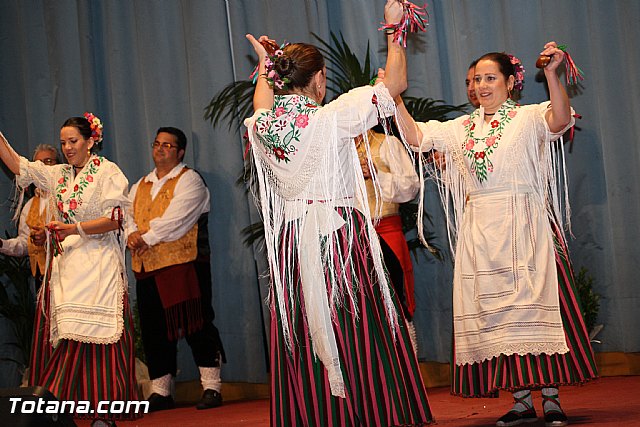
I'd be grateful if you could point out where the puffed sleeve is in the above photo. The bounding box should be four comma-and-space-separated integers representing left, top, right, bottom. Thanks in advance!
99, 163, 130, 219
415, 119, 456, 153
0, 198, 30, 257
377, 135, 420, 203
535, 101, 576, 143
324, 83, 396, 139
16, 157, 60, 192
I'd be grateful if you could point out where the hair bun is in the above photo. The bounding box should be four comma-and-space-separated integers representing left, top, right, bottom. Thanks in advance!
274, 55, 295, 80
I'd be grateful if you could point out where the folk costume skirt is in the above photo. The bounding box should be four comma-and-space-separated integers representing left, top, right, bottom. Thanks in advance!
271, 207, 432, 426
451, 224, 598, 397
28, 278, 140, 420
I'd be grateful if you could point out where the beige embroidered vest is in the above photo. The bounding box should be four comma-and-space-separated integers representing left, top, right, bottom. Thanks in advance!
25, 195, 47, 276
357, 131, 399, 219
131, 168, 198, 273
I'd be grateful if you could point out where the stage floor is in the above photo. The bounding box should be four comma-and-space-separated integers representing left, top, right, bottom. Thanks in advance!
77, 375, 640, 426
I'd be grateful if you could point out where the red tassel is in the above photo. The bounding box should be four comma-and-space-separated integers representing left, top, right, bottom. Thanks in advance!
111, 206, 123, 230
558, 45, 584, 86
46, 225, 64, 256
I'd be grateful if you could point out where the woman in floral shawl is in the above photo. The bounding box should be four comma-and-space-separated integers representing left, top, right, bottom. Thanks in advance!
0, 115, 138, 426
243, 1, 432, 426
397, 44, 597, 427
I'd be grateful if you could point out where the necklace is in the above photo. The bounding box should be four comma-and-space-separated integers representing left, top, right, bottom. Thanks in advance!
463, 99, 518, 182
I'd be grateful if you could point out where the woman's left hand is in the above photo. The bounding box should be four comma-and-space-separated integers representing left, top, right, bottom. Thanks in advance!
540, 41, 565, 72
47, 221, 77, 241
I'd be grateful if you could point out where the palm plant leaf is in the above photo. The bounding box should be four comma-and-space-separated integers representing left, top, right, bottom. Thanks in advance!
204, 80, 255, 132
403, 96, 468, 122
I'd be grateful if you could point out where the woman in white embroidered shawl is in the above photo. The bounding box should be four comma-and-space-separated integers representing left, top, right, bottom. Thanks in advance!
0, 115, 138, 425
397, 44, 597, 427
243, 2, 432, 426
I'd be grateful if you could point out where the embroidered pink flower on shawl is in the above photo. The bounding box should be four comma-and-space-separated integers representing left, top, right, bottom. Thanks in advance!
69, 199, 77, 210
295, 114, 309, 128
275, 107, 286, 117
486, 136, 497, 147
465, 139, 475, 150
508, 110, 518, 118
86, 175, 93, 182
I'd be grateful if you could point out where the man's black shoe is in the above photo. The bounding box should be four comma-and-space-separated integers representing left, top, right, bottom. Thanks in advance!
147, 393, 175, 412
196, 389, 222, 410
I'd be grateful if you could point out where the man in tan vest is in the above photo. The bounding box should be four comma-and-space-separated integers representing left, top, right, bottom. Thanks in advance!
127, 127, 225, 412
0, 144, 59, 282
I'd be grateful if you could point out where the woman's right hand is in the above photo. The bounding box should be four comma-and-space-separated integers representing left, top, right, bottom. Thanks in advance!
385, 0, 404, 25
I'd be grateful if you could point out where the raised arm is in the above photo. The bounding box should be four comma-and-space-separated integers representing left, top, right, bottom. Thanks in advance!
247, 34, 274, 112
381, 0, 407, 98
0, 132, 22, 175
541, 41, 572, 133
395, 95, 423, 147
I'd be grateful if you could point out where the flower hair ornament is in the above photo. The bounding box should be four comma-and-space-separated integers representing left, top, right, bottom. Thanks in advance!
249, 39, 292, 90
83, 112, 104, 143
507, 54, 525, 92
378, 1, 429, 48
536, 44, 584, 86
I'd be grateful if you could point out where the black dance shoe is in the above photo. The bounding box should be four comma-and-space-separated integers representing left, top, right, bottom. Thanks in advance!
147, 393, 175, 412
196, 389, 223, 410
496, 408, 538, 426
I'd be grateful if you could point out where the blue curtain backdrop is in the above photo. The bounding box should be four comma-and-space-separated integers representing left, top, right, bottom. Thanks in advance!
0, 0, 638, 387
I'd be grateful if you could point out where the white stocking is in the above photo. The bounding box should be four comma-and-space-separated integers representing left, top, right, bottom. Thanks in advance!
199, 366, 222, 392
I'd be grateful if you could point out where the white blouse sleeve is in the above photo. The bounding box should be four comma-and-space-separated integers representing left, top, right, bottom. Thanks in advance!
377, 135, 420, 203
99, 164, 130, 219
0, 198, 30, 257
142, 170, 210, 247
325, 83, 396, 139
16, 157, 59, 192
414, 114, 469, 153
536, 101, 576, 142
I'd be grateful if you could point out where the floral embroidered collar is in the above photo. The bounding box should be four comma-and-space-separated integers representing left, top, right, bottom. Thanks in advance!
255, 95, 319, 163
462, 99, 518, 182
55, 155, 104, 223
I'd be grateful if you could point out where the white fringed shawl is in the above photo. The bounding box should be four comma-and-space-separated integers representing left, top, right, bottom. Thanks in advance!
412, 101, 575, 365
244, 84, 400, 397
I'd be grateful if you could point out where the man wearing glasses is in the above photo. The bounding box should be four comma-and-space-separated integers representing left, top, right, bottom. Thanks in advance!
127, 127, 226, 412
0, 144, 59, 284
